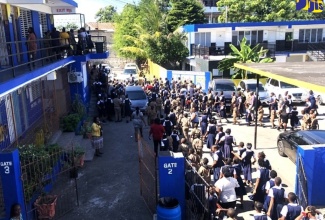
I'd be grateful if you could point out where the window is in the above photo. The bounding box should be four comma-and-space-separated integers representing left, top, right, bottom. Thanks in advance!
270, 79, 279, 87
194, 32, 212, 46
20, 9, 32, 38
298, 29, 324, 43
39, 13, 48, 38
214, 83, 236, 92
233, 30, 263, 45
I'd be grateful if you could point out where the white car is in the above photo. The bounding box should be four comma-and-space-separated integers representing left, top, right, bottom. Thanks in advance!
115, 63, 140, 82
264, 78, 309, 103
237, 79, 269, 104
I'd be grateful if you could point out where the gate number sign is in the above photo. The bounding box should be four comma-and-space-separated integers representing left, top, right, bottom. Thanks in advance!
164, 163, 177, 174
0, 161, 12, 174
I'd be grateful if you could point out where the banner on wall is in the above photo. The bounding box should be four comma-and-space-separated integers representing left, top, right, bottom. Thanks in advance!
167, 70, 211, 92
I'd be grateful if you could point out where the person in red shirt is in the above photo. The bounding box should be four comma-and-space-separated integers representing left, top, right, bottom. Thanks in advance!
149, 118, 165, 155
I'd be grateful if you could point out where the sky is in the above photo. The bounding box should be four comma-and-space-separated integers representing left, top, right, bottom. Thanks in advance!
74, 0, 139, 22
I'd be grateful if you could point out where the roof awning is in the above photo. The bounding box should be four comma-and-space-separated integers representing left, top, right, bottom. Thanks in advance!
8, 0, 77, 14
234, 62, 325, 93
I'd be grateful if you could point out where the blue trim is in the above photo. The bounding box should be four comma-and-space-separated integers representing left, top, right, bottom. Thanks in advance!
62, 0, 78, 7
182, 20, 325, 32
0, 57, 74, 95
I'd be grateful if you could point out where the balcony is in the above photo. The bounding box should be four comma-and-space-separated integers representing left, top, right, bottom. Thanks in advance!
0, 35, 108, 85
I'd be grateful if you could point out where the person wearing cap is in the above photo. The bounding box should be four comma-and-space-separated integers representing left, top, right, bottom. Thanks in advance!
252, 201, 271, 220
278, 192, 303, 220
214, 166, 239, 209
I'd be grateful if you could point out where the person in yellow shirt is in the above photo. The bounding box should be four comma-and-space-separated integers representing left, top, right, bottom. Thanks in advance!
91, 116, 103, 157
60, 27, 70, 46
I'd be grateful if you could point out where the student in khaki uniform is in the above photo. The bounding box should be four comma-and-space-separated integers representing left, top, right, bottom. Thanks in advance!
188, 148, 201, 170
198, 158, 211, 184
190, 123, 201, 142
192, 133, 203, 157
113, 96, 122, 122
232, 103, 239, 125
257, 105, 264, 126
156, 95, 163, 117
270, 109, 276, 129
147, 105, 157, 125
180, 113, 190, 141
178, 138, 189, 157
301, 109, 310, 130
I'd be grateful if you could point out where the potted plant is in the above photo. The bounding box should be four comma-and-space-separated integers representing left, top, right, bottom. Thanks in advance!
34, 194, 58, 219
73, 146, 86, 168
81, 120, 92, 139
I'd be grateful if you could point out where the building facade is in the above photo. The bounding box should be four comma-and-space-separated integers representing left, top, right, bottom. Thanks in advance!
182, 20, 325, 76
0, 0, 108, 151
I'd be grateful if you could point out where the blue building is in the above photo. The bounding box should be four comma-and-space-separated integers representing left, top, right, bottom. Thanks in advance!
0, 0, 108, 150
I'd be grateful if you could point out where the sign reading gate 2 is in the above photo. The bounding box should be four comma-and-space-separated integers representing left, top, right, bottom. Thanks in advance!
0, 161, 12, 174
164, 162, 177, 174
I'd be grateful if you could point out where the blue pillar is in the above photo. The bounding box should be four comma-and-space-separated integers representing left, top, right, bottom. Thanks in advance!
31, 11, 41, 58
8, 15, 18, 66
158, 151, 185, 219
0, 149, 26, 220
296, 145, 325, 206
46, 14, 53, 31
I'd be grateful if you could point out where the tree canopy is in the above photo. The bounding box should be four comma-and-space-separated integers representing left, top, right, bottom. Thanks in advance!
113, 0, 189, 69
95, 5, 117, 22
166, 0, 207, 32
217, 0, 325, 22
218, 38, 274, 79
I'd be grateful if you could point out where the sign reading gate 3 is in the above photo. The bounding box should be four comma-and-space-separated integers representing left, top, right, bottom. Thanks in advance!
0, 161, 12, 174
52, 6, 76, 14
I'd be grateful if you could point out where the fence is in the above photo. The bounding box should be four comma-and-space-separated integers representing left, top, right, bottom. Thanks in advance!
20, 144, 80, 220
185, 160, 211, 220
297, 156, 308, 208
138, 137, 158, 214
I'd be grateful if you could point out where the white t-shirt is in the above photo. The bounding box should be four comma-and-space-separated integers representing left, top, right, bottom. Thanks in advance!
213, 151, 220, 162
268, 186, 288, 198
255, 168, 270, 179
265, 179, 283, 191
251, 213, 272, 220
241, 149, 255, 159
214, 177, 239, 203
280, 203, 303, 218
219, 134, 236, 143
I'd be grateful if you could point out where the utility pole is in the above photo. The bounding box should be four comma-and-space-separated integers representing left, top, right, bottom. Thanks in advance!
225, 6, 228, 23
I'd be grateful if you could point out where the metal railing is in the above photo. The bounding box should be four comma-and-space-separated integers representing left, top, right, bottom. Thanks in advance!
297, 156, 308, 208
0, 35, 107, 83
185, 160, 212, 220
307, 42, 325, 61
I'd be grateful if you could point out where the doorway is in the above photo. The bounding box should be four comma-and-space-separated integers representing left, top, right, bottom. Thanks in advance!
285, 32, 293, 51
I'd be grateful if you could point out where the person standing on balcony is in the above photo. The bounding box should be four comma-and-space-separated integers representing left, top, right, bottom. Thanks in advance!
50, 27, 61, 60
69, 29, 77, 55
60, 27, 70, 57
27, 27, 37, 69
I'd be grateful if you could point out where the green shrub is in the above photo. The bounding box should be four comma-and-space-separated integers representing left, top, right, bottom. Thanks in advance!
62, 113, 80, 132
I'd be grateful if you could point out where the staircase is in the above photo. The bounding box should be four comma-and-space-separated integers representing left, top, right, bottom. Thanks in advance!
307, 43, 325, 61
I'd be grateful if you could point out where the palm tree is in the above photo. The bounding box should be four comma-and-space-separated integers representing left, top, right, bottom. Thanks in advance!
218, 37, 274, 79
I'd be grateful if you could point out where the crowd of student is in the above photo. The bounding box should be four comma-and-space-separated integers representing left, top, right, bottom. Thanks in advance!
87, 65, 322, 219
139, 77, 322, 220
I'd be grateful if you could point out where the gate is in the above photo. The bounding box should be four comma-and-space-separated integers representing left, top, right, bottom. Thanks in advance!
138, 137, 157, 214
297, 156, 308, 208
20, 144, 79, 220
185, 161, 211, 220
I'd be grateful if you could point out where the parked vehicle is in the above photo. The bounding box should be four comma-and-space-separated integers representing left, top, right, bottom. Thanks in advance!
237, 79, 269, 105
208, 79, 236, 111
125, 86, 148, 112
277, 130, 325, 163
115, 63, 140, 82
264, 78, 309, 103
